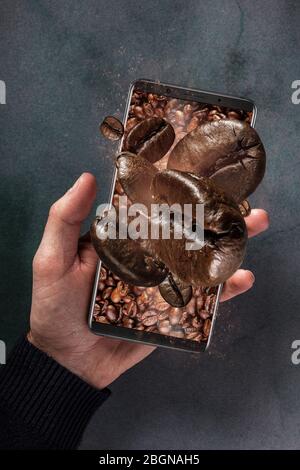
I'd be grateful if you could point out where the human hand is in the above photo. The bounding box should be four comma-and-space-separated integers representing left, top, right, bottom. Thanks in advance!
28, 173, 269, 389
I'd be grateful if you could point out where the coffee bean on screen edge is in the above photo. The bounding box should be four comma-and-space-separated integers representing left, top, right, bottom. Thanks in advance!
100, 116, 124, 141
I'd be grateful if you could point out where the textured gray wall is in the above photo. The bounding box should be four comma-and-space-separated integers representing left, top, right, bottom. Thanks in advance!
0, 0, 300, 450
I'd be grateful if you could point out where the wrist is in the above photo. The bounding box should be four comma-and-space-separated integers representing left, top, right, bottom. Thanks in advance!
27, 331, 115, 389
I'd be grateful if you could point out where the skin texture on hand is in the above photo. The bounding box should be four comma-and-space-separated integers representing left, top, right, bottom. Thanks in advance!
28, 173, 269, 389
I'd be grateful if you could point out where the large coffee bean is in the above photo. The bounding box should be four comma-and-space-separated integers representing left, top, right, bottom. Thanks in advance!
150, 170, 247, 286
100, 116, 124, 141
159, 273, 192, 307
167, 119, 266, 203
116, 151, 157, 209
90, 217, 168, 287
124, 117, 175, 163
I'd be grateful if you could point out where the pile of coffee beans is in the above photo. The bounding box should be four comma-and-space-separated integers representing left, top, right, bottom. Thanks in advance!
93, 265, 217, 342
127, 91, 252, 142
93, 91, 251, 343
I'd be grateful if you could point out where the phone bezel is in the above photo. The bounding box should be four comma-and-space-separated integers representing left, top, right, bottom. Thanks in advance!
88, 79, 257, 353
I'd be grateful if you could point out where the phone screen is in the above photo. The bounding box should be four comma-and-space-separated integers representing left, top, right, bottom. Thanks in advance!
91, 83, 254, 349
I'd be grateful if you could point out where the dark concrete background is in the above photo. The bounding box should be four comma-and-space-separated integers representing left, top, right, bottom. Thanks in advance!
0, 0, 299, 449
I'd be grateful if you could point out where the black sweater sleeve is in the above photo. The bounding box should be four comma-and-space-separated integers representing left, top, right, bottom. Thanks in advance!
0, 336, 110, 449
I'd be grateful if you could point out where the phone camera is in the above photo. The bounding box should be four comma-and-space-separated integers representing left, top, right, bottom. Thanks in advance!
218, 98, 221, 102
166, 88, 171, 94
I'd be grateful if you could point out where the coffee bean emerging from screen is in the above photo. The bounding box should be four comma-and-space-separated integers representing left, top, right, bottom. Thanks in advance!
90, 215, 168, 287
124, 117, 175, 163
100, 116, 124, 141
167, 119, 266, 204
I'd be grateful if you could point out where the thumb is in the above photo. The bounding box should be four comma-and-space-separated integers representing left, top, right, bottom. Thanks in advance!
35, 173, 97, 275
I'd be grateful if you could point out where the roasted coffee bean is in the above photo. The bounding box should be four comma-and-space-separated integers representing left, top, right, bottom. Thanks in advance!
142, 315, 158, 327
100, 267, 107, 280
186, 331, 199, 340
158, 319, 171, 335
143, 102, 154, 117
154, 107, 165, 119
102, 287, 113, 300
199, 309, 210, 320
167, 119, 266, 204
159, 273, 192, 307
111, 288, 121, 304
193, 110, 209, 123
93, 303, 101, 314
239, 200, 251, 217
106, 276, 116, 287
178, 311, 189, 325
169, 308, 182, 326
150, 171, 247, 286
133, 286, 145, 296
186, 116, 199, 133
116, 151, 158, 208
117, 281, 129, 297
112, 272, 121, 281
123, 294, 135, 304
145, 325, 157, 332
141, 310, 157, 321
126, 117, 139, 132
155, 299, 170, 312
165, 99, 178, 114
203, 318, 212, 337
194, 287, 202, 297
192, 317, 203, 329
169, 327, 185, 338
186, 297, 196, 315
106, 305, 118, 323
91, 216, 168, 287
138, 291, 149, 304
205, 294, 215, 312
158, 311, 169, 321
175, 110, 185, 126
100, 116, 124, 141
123, 317, 135, 328
98, 280, 106, 291
183, 104, 193, 118
133, 106, 145, 119
193, 333, 202, 342
127, 301, 138, 317
228, 111, 241, 120
97, 315, 110, 324
115, 180, 125, 196
124, 117, 175, 163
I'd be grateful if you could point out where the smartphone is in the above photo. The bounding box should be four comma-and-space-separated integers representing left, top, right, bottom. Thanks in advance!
89, 79, 256, 353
